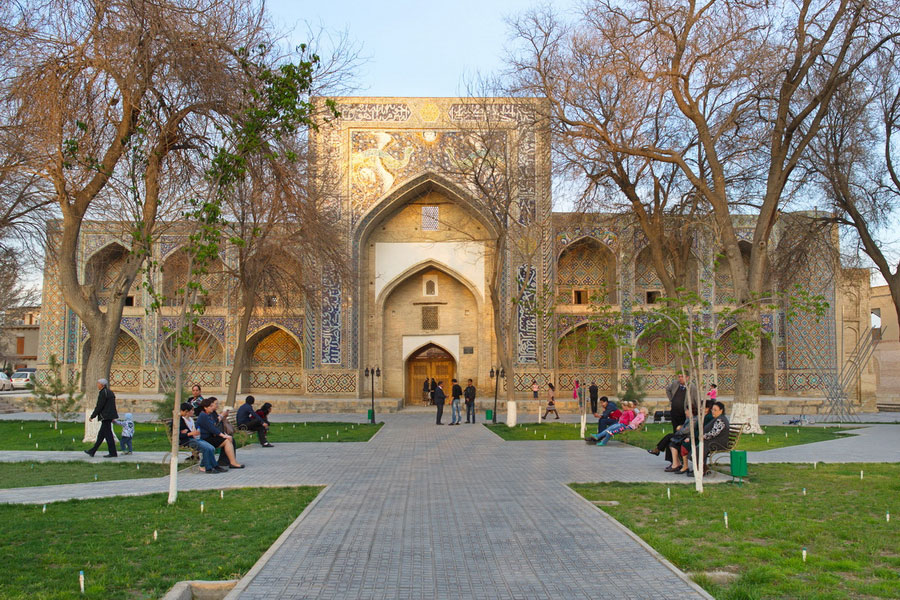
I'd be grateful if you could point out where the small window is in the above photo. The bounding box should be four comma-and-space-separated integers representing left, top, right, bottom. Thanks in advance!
646, 291, 661, 304
422, 206, 439, 230
423, 275, 438, 296
124, 295, 135, 307
573, 290, 587, 305
422, 306, 439, 330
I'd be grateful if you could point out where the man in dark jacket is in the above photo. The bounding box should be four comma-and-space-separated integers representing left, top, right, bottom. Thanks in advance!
85, 378, 118, 458
588, 382, 599, 414
464, 379, 476, 424
596, 396, 620, 433
236, 395, 272, 447
434, 381, 446, 425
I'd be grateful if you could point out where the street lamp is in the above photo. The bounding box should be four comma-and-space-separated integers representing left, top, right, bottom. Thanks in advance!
489, 366, 505, 424
364, 366, 380, 424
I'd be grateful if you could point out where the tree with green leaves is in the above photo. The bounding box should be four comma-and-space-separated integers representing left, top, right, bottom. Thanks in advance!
28, 354, 83, 429
140, 41, 337, 504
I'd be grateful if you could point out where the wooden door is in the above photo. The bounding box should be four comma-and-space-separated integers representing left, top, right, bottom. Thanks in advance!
406, 345, 456, 406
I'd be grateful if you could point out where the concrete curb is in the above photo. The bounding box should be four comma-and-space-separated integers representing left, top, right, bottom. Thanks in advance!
563, 483, 716, 600
160, 579, 239, 600
222, 485, 331, 600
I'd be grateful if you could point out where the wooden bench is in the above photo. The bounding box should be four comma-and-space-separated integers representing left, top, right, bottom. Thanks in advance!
160, 419, 201, 466
708, 422, 747, 465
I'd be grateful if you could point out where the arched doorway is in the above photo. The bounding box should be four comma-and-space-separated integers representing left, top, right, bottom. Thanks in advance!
406, 344, 455, 406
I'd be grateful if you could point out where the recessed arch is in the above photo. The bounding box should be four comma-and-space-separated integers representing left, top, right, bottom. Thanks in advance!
633, 244, 701, 300
376, 259, 484, 311
557, 237, 617, 304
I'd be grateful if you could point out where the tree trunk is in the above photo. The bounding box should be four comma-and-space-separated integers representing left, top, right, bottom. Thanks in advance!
167, 342, 184, 504
732, 349, 763, 434
225, 293, 254, 407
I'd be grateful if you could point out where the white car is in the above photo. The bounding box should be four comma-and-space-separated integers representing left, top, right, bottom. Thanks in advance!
10, 369, 36, 390
0, 372, 12, 391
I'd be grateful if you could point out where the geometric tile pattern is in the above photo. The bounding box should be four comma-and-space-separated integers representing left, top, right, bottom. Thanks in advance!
635, 334, 676, 368
557, 326, 613, 368
556, 240, 612, 304
307, 372, 357, 394
516, 265, 537, 364
251, 328, 302, 367
248, 370, 304, 389
112, 331, 141, 366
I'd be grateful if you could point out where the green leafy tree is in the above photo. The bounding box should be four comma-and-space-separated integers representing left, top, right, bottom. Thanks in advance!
28, 354, 83, 429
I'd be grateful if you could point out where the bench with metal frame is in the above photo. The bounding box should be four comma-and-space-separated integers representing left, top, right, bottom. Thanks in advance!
708, 422, 747, 465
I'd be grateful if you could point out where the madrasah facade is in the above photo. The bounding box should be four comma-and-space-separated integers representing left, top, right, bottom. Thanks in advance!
36, 97, 877, 412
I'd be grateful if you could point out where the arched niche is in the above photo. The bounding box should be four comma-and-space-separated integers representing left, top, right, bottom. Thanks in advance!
404, 343, 456, 406
243, 325, 304, 392
83, 242, 142, 307
158, 327, 225, 392
380, 266, 479, 402
81, 329, 142, 391
635, 331, 677, 369
633, 245, 700, 304
556, 324, 616, 393
161, 249, 227, 308
557, 237, 617, 305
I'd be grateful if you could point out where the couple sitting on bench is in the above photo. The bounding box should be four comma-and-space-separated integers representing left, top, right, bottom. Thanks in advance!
648, 400, 730, 476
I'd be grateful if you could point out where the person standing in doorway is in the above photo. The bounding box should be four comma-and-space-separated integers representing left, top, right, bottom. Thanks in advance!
85, 378, 118, 458
450, 379, 463, 425
423, 378, 431, 405
434, 381, 446, 425
464, 379, 476, 423
430, 378, 437, 406
589, 381, 599, 415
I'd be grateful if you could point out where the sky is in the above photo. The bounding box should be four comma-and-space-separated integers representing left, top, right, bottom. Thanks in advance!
265, 0, 575, 97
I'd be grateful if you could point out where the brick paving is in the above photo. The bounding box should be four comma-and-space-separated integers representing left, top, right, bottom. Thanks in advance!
0, 413, 711, 599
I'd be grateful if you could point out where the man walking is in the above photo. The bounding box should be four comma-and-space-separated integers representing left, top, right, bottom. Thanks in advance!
434, 381, 446, 425
464, 378, 476, 423
666, 373, 697, 432
450, 379, 463, 425
85, 378, 118, 458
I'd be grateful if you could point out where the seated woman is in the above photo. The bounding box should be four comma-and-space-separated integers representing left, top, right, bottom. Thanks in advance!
669, 401, 728, 476
178, 402, 222, 473
197, 397, 244, 469
255, 402, 273, 425
593, 407, 647, 445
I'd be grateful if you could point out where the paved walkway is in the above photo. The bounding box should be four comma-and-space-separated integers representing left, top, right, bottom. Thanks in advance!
1, 414, 711, 599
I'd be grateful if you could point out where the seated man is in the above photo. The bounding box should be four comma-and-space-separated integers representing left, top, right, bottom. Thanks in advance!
236, 395, 272, 447
594, 396, 622, 433
592, 407, 647, 445
178, 402, 222, 474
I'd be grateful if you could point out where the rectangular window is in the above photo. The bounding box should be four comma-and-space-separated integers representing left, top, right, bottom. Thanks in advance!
421, 206, 439, 231
124, 295, 134, 307
422, 306, 439, 330
646, 291, 661, 304
16, 337, 24, 354
573, 290, 587, 304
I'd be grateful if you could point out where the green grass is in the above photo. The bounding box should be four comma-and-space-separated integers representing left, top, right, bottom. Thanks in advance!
0, 420, 382, 451
485, 421, 854, 450
572, 463, 900, 599
0, 486, 321, 599
0, 461, 170, 488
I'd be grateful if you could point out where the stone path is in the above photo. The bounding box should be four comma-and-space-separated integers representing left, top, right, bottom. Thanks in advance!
0, 413, 711, 599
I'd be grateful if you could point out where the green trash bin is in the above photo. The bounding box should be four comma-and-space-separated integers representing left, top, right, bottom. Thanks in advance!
367, 409, 374, 422
485, 409, 493, 422
730, 450, 748, 484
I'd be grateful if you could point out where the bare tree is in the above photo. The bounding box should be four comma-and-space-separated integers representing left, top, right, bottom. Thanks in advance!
812, 50, 900, 340
509, 0, 900, 430
2, 0, 276, 390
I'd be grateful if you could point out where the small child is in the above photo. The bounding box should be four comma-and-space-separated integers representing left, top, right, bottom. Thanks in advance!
707, 383, 718, 401
115, 413, 135, 455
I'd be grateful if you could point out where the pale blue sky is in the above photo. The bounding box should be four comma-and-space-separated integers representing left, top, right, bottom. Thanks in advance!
266, 0, 575, 97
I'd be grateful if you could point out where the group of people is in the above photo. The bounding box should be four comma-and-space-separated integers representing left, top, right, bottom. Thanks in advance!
426, 378, 477, 425
645, 373, 730, 476
83, 379, 275, 474
180, 384, 275, 473
589, 399, 648, 445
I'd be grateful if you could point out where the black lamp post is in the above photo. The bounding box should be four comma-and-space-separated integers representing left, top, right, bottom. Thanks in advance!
364, 366, 380, 424
489, 366, 505, 424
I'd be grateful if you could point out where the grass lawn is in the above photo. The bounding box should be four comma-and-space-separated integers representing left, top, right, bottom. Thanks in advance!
0, 461, 170, 488
485, 421, 853, 451
0, 420, 382, 451
0, 486, 320, 599
573, 463, 900, 600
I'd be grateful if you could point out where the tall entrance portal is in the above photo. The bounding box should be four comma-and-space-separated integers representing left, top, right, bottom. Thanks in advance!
406, 344, 455, 406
